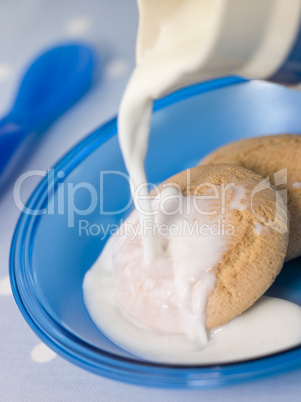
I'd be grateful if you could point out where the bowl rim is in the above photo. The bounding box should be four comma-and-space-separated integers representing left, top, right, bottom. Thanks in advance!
9, 75, 301, 388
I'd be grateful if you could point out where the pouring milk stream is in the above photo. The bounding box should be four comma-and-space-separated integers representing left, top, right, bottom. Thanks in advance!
118, 0, 301, 262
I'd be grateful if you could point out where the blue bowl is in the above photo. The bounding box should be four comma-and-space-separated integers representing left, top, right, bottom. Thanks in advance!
10, 76, 301, 388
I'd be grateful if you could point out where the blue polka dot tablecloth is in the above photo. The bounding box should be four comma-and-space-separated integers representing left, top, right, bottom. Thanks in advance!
1, 1, 301, 401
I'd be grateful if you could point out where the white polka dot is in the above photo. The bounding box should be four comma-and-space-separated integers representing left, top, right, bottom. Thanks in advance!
65, 16, 91, 36
0, 275, 12, 295
31, 343, 57, 363
105, 59, 130, 79
0, 63, 12, 82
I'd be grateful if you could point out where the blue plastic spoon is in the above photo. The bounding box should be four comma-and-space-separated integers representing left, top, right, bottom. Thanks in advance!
0, 43, 96, 178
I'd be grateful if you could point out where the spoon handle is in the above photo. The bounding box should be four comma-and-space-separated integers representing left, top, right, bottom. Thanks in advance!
0, 118, 28, 176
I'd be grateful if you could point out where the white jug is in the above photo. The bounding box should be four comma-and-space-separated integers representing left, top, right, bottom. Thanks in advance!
137, 0, 301, 88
